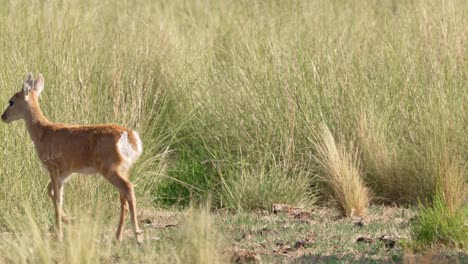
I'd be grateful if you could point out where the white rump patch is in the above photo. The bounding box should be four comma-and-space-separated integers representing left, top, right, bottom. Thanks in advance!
132, 131, 143, 156
117, 131, 143, 170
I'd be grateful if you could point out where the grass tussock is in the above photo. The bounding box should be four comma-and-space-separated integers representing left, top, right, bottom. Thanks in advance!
357, 112, 412, 203
0, 205, 111, 263
410, 194, 468, 250
314, 124, 369, 217
431, 151, 466, 214
171, 203, 224, 263
0, 203, 224, 264
219, 156, 316, 211
115, 203, 226, 264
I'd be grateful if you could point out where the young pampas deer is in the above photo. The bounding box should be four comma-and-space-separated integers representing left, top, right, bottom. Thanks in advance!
1, 73, 143, 244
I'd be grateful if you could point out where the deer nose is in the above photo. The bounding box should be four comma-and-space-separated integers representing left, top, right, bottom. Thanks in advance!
1, 113, 6, 122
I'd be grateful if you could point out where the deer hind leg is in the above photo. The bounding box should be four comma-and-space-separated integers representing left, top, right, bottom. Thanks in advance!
47, 181, 71, 224
105, 169, 143, 244
116, 193, 128, 241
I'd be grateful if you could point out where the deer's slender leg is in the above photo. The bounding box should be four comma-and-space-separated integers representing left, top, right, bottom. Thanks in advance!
50, 175, 63, 241
105, 169, 143, 244
116, 193, 128, 241
126, 183, 142, 243
48, 181, 71, 224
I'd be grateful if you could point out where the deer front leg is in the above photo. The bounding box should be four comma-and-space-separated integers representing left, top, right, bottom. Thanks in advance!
47, 182, 71, 224
50, 177, 63, 241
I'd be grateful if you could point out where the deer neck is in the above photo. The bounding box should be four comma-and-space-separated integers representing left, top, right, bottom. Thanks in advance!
24, 95, 50, 144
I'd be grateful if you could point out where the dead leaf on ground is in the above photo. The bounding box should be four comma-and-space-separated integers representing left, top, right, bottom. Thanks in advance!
273, 235, 314, 256
273, 242, 294, 255
294, 239, 312, 249
272, 204, 292, 214
272, 203, 313, 222
257, 227, 278, 236
294, 211, 311, 220
379, 235, 396, 249
231, 249, 259, 263
353, 218, 365, 227
237, 232, 253, 241
356, 237, 374, 243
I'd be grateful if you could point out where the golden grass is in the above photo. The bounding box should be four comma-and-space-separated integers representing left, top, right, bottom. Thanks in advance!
314, 124, 369, 217
357, 112, 417, 203
0, 203, 224, 264
432, 152, 466, 214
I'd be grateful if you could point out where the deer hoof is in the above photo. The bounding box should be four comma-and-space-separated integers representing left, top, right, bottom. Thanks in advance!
137, 238, 144, 246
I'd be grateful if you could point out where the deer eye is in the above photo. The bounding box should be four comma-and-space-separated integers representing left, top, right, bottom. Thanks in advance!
8, 100, 14, 107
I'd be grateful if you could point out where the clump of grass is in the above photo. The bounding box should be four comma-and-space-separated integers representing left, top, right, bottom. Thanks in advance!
129, 201, 225, 264
409, 146, 468, 251
0, 204, 112, 263
0, 202, 225, 264
357, 112, 416, 203
431, 152, 466, 214
171, 203, 225, 263
314, 124, 369, 217
410, 194, 467, 250
219, 156, 316, 211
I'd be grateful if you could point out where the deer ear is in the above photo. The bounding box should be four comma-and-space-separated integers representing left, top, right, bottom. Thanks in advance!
33, 74, 45, 96
23, 72, 34, 96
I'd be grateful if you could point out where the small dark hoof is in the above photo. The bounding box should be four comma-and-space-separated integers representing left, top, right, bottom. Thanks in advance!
114, 238, 123, 245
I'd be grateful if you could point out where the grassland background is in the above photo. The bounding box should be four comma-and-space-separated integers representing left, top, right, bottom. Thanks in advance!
0, 0, 466, 262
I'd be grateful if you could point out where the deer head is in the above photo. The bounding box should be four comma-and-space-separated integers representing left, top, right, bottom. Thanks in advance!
1, 72, 44, 123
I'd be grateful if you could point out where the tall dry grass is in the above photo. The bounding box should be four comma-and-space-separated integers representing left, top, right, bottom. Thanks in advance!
0, 203, 224, 263
314, 124, 369, 217
357, 113, 414, 203
0, 203, 111, 263
0, 0, 465, 212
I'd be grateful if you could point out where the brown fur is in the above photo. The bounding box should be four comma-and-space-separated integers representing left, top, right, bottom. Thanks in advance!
1, 73, 143, 244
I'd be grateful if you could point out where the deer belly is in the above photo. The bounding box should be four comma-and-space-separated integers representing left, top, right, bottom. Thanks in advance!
75, 167, 98, 175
